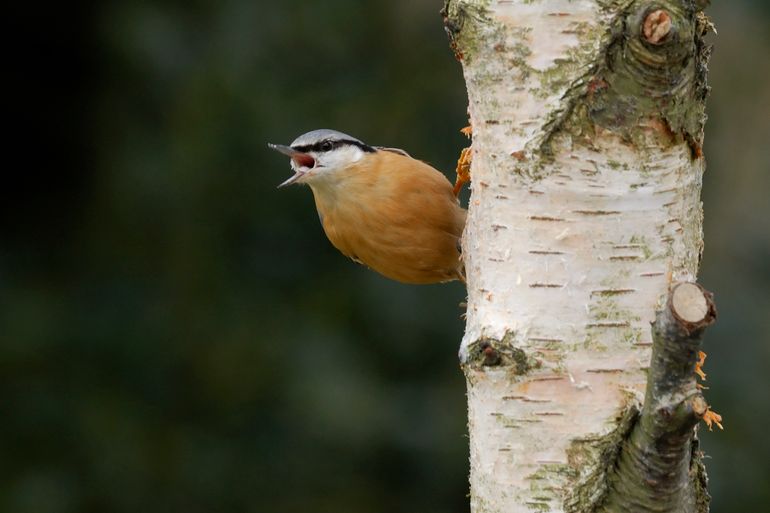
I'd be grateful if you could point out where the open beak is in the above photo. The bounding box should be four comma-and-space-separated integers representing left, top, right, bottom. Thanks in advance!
268, 143, 316, 188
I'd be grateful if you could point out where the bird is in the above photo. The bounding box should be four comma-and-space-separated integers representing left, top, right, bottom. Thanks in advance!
269, 129, 466, 284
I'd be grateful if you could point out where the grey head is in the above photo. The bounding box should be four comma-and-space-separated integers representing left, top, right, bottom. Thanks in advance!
268, 129, 376, 188
289, 129, 371, 150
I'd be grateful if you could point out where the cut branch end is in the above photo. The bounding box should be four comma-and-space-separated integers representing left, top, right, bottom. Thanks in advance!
643, 9, 672, 45
670, 282, 717, 332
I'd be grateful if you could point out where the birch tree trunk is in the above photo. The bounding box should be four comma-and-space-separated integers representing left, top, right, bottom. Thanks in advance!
442, 0, 715, 511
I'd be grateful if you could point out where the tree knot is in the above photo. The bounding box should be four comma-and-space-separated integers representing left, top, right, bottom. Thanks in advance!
462, 332, 538, 373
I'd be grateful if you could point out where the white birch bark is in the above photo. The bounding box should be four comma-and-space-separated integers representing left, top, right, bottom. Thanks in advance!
443, 0, 712, 511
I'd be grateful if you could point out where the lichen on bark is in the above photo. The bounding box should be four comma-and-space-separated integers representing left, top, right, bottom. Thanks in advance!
540, 0, 715, 161
582, 1, 714, 154
563, 402, 640, 513
442, 0, 496, 64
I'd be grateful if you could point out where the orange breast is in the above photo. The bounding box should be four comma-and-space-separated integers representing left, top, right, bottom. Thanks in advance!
308, 151, 466, 284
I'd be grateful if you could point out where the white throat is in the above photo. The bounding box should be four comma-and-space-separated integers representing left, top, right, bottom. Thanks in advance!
298, 146, 366, 184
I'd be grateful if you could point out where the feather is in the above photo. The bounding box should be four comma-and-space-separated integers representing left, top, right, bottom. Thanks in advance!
308, 151, 466, 284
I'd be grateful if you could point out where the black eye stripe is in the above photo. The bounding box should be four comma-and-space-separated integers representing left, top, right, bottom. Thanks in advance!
292, 139, 375, 154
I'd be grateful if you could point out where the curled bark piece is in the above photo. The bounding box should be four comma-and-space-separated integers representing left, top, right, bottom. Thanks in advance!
598, 283, 716, 513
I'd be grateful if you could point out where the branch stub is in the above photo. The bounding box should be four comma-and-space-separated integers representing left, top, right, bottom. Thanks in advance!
671, 282, 709, 323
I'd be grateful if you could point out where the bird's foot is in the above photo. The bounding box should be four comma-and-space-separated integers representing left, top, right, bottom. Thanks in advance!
453, 125, 473, 197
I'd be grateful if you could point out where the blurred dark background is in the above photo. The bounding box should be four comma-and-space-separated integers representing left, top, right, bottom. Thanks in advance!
2, 1, 768, 512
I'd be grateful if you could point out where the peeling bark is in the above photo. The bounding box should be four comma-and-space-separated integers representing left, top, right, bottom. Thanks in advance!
443, 0, 715, 511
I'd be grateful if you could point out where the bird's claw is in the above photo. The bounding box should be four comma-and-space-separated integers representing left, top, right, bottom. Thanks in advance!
453, 125, 473, 197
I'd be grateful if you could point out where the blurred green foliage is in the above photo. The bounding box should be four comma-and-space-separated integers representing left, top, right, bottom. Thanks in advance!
2, 1, 768, 512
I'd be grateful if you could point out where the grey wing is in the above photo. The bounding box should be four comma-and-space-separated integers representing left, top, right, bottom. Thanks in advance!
374, 146, 411, 157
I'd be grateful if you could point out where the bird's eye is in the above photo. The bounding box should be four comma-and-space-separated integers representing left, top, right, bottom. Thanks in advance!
320, 141, 333, 152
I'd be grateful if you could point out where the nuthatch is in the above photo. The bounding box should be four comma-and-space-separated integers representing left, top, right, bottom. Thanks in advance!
269, 129, 466, 284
